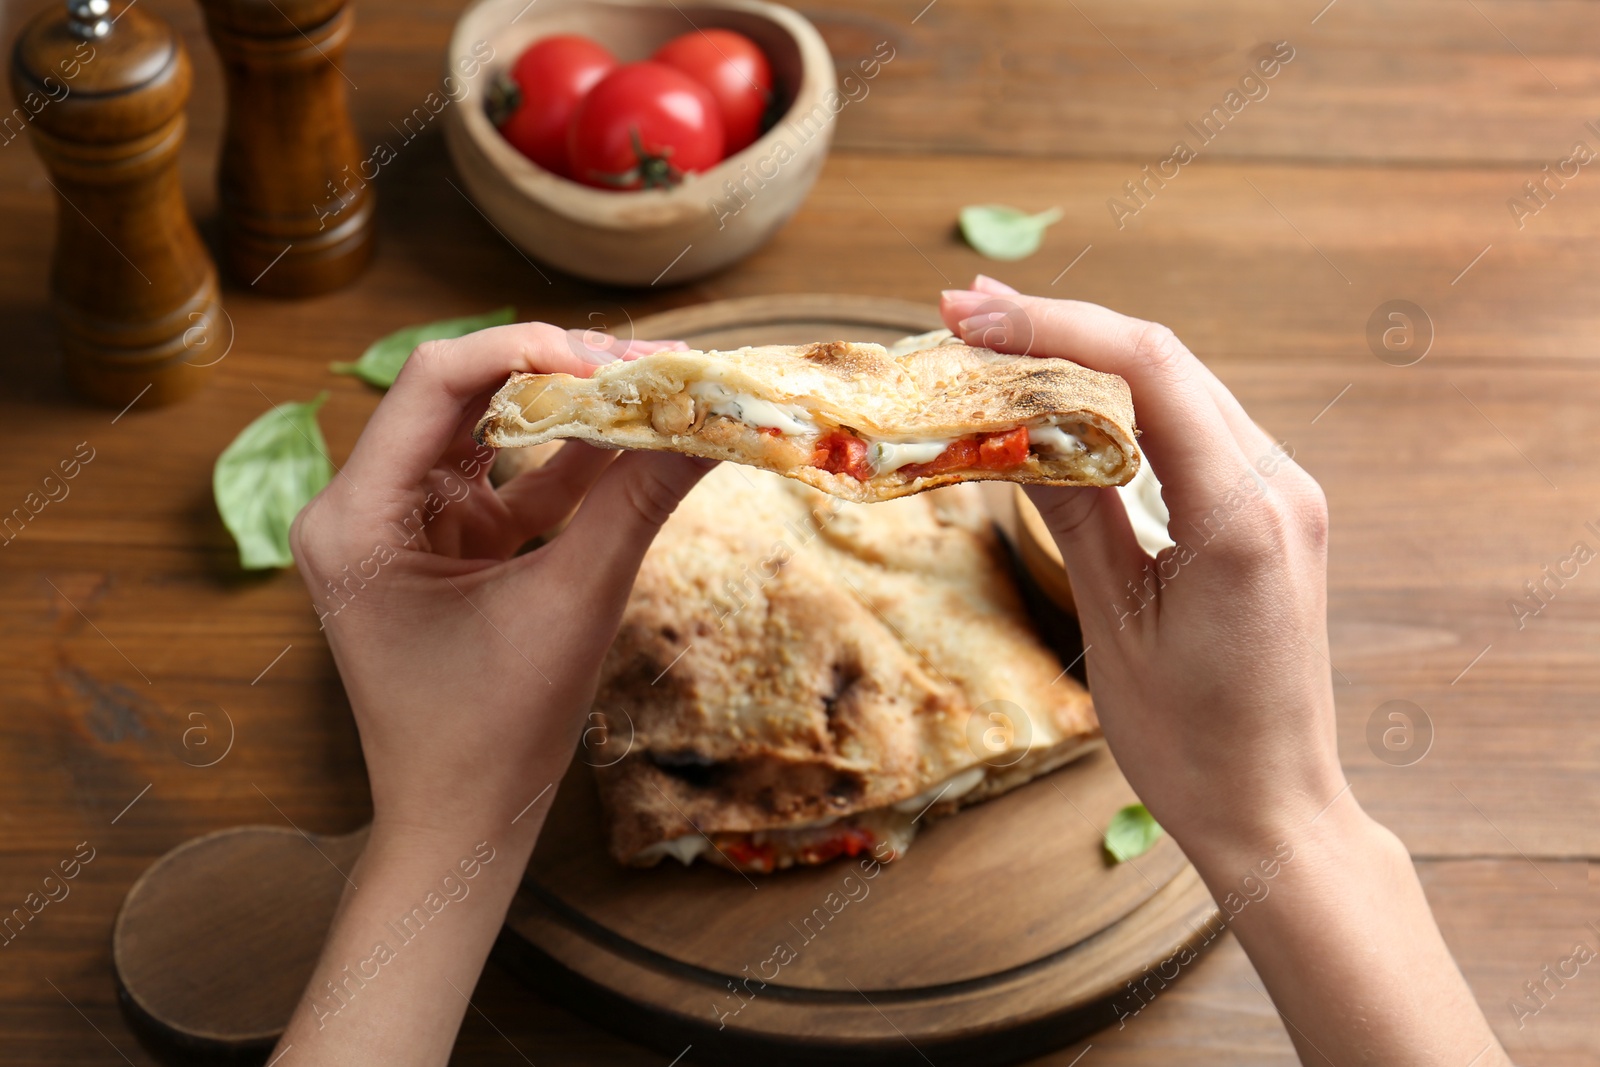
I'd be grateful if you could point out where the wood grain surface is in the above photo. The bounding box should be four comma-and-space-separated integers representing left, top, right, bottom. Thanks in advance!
113, 825, 370, 1049
3, 0, 1599, 1064
99, 294, 1221, 1062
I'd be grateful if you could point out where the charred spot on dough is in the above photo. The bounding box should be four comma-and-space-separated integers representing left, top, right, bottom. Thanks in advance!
647, 749, 725, 788
1008, 389, 1056, 414
828, 771, 866, 804
661, 626, 679, 643
800, 340, 850, 363
820, 659, 865, 744
799, 341, 887, 377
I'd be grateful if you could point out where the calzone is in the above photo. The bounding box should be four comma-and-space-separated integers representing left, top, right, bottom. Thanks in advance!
474, 338, 1139, 503
589, 463, 1102, 873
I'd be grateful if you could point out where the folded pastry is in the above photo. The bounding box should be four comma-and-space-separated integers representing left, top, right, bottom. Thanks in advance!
474, 338, 1139, 503
590, 463, 1102, 873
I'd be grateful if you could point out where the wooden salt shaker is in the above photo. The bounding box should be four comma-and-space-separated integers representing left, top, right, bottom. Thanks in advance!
10, 0, 223, 407
199, 0, 374, 296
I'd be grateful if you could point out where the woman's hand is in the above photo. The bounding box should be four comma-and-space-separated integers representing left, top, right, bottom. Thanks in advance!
941, 277, 1506, 1066
274, 323, 711, 1065
943, 277, 1340, 862
290, 323, 711, 840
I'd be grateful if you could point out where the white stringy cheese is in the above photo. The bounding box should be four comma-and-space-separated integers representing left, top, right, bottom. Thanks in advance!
891, 767, 987, 813
687, 382, 816, 435
1119, 461, 1175, 555
866, 439, 953, 474
635, 834, 711, 866
1029, 423, 1087, 456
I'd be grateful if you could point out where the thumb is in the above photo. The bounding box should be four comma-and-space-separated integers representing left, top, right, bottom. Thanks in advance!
545, 450, 715, 603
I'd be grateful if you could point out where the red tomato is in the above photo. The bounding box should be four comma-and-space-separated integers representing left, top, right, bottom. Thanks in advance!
567, 62, 725, 190
902, 438, 982, 478
976, 427, 1030, 470
652, 29, 773, 153
495, 35, 617, 178
797, 827, 875, 865
722, 838, 775, 871
812, 430, 872, 481
901, 428, 1030, 478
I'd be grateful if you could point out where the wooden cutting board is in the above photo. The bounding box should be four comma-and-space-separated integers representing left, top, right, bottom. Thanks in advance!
112, 295, 1219, 1066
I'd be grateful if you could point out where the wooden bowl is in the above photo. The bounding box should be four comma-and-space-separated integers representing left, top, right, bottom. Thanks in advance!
444, 0, 836, 286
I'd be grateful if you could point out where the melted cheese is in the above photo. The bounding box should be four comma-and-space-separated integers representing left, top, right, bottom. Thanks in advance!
1120, 461, 1174, 555
673, 387, 1101, 484
687, 382, 816, 435
867, 439, 953, 474
635, 833, 711, 866
891, 767, 987, 813
1029, 424, 1087, 456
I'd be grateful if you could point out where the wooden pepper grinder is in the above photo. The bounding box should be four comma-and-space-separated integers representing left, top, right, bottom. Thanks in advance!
10, 0, 223, 408
199, 0, 374, 296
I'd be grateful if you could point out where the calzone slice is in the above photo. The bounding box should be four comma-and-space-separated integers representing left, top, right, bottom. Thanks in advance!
590, 463, 1102, 873
474, 338, 1139, 503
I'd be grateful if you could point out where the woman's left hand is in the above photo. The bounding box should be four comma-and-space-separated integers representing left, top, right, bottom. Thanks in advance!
275, 323, 710, 1065
290, 323, 711, 840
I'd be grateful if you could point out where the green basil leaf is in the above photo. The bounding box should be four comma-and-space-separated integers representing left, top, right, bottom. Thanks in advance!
1104, 803, 1164, 863
331, 306, 517, 389
959, 204, 1063, 261
214, 393, 334, 570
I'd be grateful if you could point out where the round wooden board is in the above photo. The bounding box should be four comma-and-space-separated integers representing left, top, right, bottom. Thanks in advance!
498, 294, 1222, 1067
113, 825, 371, 1054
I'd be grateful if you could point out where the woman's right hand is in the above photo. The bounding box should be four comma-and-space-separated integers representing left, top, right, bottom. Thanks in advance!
941, 278, 1343, 865
941, 277, 1507, 1066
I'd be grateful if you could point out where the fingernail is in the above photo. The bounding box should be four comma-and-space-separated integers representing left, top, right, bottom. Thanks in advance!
941, 289, 986, 317
973, 274, 1020, 295
566, 328, 625, 365
958, 312, 1010, 346
622, 339, 690, 359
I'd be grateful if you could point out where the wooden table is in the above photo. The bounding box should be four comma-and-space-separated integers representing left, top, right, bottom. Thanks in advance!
3, 0, 1598, 1062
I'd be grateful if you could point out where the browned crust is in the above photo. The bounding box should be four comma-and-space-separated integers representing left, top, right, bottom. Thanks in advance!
589, 465, 1100, 865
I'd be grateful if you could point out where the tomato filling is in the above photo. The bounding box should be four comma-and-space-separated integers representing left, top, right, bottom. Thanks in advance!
811, 430, 873, 480
796, 827, 876, 866
811, 426, 1031, 482
721, 838, 776, 871
718, 827, 875, 871
901, 427, 1030, 478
